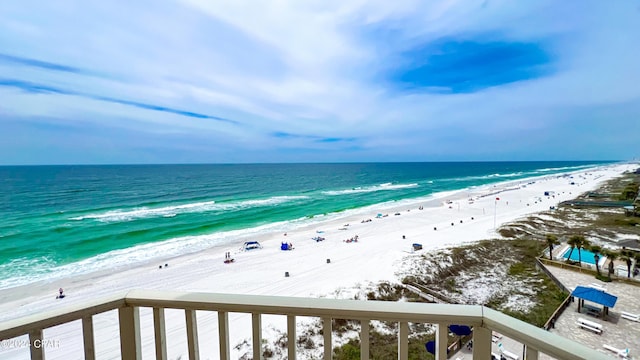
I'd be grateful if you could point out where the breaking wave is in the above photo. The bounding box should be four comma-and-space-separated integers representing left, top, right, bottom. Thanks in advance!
70, 196, 309, 222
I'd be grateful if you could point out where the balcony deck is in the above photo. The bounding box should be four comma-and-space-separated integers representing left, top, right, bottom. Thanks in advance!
0, 290, 613, 360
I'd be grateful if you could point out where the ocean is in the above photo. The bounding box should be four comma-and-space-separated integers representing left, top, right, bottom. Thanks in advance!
0, 161, 612, 289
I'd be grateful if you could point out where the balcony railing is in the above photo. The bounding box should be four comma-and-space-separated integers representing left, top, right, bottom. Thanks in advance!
0, 289, 611, 360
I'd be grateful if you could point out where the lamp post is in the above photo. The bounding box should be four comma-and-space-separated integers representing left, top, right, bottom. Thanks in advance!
494, 197, 499, 230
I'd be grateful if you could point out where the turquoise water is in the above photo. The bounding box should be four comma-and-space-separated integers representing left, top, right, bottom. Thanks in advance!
0, 161, 612, 289
563, 248, 597, 264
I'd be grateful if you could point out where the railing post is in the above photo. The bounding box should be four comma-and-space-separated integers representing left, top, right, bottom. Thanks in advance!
360, 319, 369, 360
252, 313, 262, 360
525, 345, 539, 360
153, 308, 167, 360
322, 317, 332, 360
185, 310, 199, 360
118, 306, 141, 360
82, 316, 96, 360
435, 323, 448, 360
398, 321, 409, 360
287, 315, 296, 360
472, 326, 491, 360
29, 329, 44, 360
218, 311, 230, 360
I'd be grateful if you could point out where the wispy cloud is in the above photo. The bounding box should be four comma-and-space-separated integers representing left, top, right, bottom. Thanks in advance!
271, 131, 357, 144
0, 79, 238, 123
0, 0, 639, 164
0, 53, 89, 75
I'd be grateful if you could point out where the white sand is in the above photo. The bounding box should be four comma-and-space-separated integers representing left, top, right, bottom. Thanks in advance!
0, 163, 636, 359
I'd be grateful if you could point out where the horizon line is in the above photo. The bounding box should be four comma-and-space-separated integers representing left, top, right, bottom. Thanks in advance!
0, 160, 627, 167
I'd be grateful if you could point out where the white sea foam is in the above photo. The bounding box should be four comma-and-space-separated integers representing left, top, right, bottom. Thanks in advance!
450, 172, 525, 182
0, 257, 58, 290
533, 165, 594, 173
322, 183, 418, 196
69, 196, 308, 222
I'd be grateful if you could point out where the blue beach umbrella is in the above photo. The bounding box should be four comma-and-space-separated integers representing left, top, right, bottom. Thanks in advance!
425, 340, 450, 355
425, 340, 436, 354
449, 324, 472, 336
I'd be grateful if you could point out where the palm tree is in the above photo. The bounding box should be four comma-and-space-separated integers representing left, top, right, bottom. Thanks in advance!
566, 236, 578, 263
604, 250, 619, 281
590, 245, 602, 277
568, 235, 586, 266
578, 237, 591, 267
620, 250, 633, 278
545, 234, 559, 260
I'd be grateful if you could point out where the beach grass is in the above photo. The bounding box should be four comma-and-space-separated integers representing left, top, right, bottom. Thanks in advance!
333, 327, 454, 360
330, 238, 567, 358
419, 238, 566, 327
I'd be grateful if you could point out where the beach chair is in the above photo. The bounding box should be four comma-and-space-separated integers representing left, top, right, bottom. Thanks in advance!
492, 331, 503, 343
603, 344, 630, 359
621, 311, 640, 322
588, 283, 606, 291
498, 343, 520, 360
576, 317, 603, 334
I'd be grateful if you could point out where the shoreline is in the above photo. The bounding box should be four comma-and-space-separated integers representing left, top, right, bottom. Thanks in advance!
0, 163, 628, 305
0, 163, 614, 292
0, 167, 586, 294
0, 162, 636, 359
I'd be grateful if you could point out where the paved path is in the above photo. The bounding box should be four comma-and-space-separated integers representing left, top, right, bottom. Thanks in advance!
450, 265, 640, 359
545, 266, 639, 359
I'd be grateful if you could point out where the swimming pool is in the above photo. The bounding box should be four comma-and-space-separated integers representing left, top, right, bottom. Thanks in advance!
562, 247, 597, 264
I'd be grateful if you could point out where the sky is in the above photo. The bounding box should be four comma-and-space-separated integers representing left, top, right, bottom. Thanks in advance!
1, 0, 639, 164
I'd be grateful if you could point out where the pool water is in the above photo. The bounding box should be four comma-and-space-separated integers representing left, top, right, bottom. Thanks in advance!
563, 248, 597, 264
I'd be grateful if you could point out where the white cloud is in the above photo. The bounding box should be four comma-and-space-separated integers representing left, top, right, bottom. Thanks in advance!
0, 0, 639, 163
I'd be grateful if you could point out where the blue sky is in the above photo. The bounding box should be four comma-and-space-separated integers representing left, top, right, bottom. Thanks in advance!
1, 0, 639, 164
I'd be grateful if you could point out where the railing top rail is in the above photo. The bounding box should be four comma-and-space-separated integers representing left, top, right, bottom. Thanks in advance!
0, 292, 126, 340
0, 290, 615, 360
124, 289, 484, 324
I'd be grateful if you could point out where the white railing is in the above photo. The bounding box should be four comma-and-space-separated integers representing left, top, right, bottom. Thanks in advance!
0, 289, 611, 360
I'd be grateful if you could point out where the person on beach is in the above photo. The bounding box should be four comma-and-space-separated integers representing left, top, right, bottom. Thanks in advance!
56, 288, 65, 299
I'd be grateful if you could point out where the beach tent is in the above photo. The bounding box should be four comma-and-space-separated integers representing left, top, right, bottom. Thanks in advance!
243, 241, 262, 251
412, 243, 423, 251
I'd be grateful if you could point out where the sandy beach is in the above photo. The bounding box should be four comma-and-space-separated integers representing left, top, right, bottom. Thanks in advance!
0, 163, 636, 359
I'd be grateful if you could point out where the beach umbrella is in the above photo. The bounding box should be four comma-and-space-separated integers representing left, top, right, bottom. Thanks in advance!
449, 324, 472, 336
425, 341, 450, 355
425, 340, 436, 354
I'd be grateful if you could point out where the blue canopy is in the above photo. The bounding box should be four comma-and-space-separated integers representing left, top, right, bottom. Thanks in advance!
572, 286, 618, 308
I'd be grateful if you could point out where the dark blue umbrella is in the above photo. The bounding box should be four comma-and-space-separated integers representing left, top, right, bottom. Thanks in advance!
425, 340, 450, 355
425, 340, 436, 354
449, 324, 472, 336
